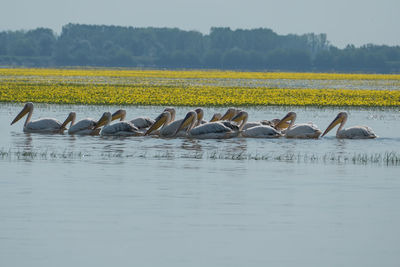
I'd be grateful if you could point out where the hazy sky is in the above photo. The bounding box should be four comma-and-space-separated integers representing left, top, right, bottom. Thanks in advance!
1, 0, 399, 48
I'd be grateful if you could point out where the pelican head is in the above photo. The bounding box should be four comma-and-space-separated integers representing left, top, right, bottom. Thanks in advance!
194, 108, 204, 126
145, 111, 172, 135
321, 112, 348, 137
275, 112, 297, 130
269, 118, 282, 127
231, 111, 249, 131
11, 102, 33, 125
94, 112, 112, 128
112, 109, 126, 121
163, 107, 176, 122
60, 112, 76, 130
174, 110, 197, 136
209, 113, 222, 122
220, 107, 238, 121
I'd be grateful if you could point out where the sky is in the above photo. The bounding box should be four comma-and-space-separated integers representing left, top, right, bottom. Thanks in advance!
1, 0, 399, 48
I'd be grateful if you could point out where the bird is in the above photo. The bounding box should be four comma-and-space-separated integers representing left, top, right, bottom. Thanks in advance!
274, 111, 322, 139
11, 102, 75, 133
99, 112, 143, 136
68, 112, 114, 135
321, 111, 377, 139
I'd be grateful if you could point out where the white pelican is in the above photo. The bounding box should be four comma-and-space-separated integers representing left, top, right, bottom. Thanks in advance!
11, 102, 76, 133
274, 112, 321, 139
321, 111, 377, 139
145, 108, 204, 137
68, 112, 115, 135
175, 110, 248, 139
99, 112, 143, 136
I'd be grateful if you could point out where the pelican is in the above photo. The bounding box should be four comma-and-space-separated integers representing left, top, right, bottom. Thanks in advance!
175, 110, 248, 139
68, 112, 116, 135
274, 112, 321, 139
99, 112, 143, 136
145, 108, 203, 137
321, 112, 377, 139
10, 102, 75, 133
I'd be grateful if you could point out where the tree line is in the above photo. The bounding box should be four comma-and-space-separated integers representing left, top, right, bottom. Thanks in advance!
0, 23, 399, 73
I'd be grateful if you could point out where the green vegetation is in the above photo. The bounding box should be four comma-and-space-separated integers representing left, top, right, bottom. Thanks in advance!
1, 148, 399, 166
1, 24, 400, 73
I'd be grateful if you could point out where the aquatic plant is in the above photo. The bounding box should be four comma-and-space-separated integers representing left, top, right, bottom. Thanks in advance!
1, 148, 399, 166
1, 68, 399, 107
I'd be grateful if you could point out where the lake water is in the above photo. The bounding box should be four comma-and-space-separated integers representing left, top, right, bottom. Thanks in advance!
1, 103, 399, 267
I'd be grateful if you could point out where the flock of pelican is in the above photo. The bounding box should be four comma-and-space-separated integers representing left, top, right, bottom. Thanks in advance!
10, 102, 377, 139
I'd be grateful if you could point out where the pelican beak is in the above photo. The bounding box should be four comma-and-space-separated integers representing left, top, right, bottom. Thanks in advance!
209, 113, 222, 122
60, 112, 76, 130
275, 112, 295, 130
174, 111, 196, 136
321, 114, 342, 137
220, 108, 236, 121
145, 112, 168, 135
231, 111, 248, 131
11, 104, 30, 125
270, 118, 283, 127
95, 112, 109, 129
231, 111, 246, 123
112, 109, 126, 121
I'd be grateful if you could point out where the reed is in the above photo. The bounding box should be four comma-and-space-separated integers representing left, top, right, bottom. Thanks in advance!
1, 148, 399, 166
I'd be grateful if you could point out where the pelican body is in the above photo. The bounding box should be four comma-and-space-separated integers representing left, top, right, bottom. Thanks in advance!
11, 102, 75, 133
275, 112, 322, 139
98, 111, 143, 136
322, 112, 377, 139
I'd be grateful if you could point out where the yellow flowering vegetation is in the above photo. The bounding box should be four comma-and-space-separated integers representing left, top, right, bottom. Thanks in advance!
0, 68, 399, 107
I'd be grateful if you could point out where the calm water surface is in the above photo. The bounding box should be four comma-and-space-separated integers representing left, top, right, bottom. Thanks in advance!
0, 103, 399, 267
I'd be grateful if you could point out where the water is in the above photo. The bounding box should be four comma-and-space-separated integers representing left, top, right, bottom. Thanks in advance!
1, 103, 400, 267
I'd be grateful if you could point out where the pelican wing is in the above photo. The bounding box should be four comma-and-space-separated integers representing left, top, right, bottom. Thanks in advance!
25, 118, 63, 133
68, 118, 96, 134
160, 119, 184, 137
101, 121, 142, 136
189, 122, 233, 139
242, 125, 282, 138
243, 122, 262, 130
339, 126, 377, 139
130, 117, 154, 129
285, 123, 322, 139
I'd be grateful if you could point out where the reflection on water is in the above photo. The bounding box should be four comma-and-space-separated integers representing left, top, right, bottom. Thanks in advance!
0, 103, 400, 267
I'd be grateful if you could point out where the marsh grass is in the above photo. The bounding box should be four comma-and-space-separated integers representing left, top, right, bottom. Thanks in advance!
1, 148, 399, 166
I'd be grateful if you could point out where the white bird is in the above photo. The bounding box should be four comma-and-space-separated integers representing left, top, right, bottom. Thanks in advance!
145, 108, 204, 137
321, 111, 377, 139
99, 112, 143, 136
274, 112, 322, 139
11, 102, 75, 133
175, 110, 248, 139
68, 112, 114, 135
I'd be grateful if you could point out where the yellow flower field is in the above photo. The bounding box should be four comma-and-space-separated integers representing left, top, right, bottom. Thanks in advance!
0, 68, 399, 107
